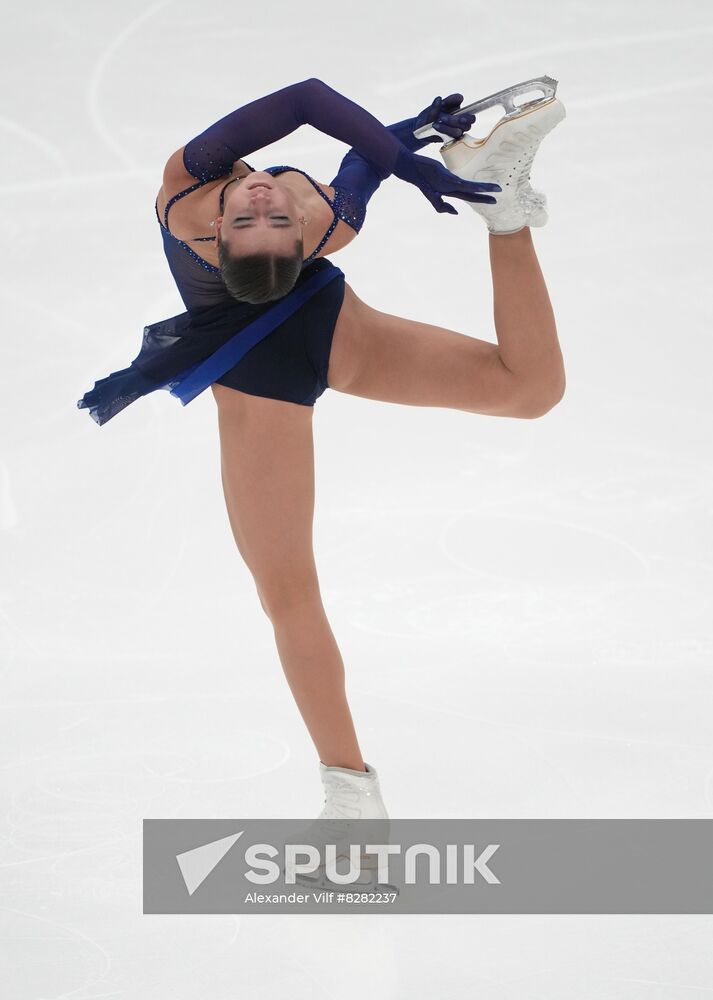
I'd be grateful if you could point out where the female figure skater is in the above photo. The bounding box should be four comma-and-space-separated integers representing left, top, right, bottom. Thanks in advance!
77, 77, 566, 826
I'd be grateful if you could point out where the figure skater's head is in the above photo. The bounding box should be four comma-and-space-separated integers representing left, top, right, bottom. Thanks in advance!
215, 172, 306, 304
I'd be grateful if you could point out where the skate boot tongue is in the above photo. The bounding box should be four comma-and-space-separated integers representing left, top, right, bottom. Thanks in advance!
319, 767, 379, 818
317, 762, 390, 850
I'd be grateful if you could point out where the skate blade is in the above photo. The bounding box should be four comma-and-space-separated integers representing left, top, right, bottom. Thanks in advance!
444, 96, 565, 154
412, 74, 558, 143
283, 851, 384, 885
293, 868, 401, 895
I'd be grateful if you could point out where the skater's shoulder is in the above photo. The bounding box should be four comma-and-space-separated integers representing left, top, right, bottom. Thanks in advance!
160, 148, 251, 199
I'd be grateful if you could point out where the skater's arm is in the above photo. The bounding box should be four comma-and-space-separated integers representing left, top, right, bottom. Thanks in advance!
327, 98, 479, 228
328, 148, 385, 216
325, 121, 429, 233
178, 77, 408, 184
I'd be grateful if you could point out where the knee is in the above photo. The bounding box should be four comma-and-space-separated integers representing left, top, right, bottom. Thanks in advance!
255, 576, 322, 623
523, 385, 566, 418
512, 374, 566, 419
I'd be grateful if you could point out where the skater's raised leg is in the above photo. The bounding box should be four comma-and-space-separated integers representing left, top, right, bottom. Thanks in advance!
487, 225, 564, 403
326, 227, 565, 416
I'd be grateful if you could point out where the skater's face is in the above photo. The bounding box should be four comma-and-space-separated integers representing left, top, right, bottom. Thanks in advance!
215, 172, 304, 258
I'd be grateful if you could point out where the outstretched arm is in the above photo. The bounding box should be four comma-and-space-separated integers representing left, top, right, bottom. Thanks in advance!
180, 77, 408, 183
170, 82, 496, 215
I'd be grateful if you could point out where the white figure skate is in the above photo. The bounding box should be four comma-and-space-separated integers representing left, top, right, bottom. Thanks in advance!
283, 761, 391, 889
417, 76, 565, 234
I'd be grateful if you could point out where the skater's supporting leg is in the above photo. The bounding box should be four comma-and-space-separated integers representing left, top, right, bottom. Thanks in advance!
213, 385, 366, 772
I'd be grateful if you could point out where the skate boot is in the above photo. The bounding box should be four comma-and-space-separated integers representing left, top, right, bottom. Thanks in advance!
283, 761, 390, 889
419, 76, 564, 234
440, 96, 565, 234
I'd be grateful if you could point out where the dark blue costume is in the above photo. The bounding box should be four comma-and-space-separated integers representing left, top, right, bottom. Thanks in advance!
156, 163, 368, 310
77, 79, 492, 424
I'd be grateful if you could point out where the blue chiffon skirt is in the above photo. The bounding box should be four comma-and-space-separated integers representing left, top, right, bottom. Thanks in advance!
77, 258, 344, 426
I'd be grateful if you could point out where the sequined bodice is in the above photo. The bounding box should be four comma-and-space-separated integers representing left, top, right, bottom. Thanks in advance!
155, 162, 365, 311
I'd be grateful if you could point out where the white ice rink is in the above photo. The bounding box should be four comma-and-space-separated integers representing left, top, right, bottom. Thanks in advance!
2, 0, 712, 995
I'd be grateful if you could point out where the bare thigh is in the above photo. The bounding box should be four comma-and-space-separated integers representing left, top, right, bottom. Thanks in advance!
327, 283, 517, 416
210, 384, 319, 609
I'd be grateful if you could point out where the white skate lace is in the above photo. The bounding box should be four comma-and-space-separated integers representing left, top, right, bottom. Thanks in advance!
316, 774, 384, 840
524, 187, 547, 214
526, 188, 546, 206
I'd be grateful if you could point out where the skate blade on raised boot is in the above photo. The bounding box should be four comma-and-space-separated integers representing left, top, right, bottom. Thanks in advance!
412, 74, 559, 145
439, 98, 566, 177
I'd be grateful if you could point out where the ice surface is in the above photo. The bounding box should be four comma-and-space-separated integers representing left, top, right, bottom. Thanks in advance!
1, 0, 712, 996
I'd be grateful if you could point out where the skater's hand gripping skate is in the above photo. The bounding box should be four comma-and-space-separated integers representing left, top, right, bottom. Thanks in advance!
415, 93, 477, 142
389, 93, 477, 152
393, 147, 501, 215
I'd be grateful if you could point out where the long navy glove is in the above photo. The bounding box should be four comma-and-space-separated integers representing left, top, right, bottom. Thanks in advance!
389, 93, 501, 215
183, 77, 408, 182
329, 93, 489, 220
183, 78, 498, 215
388, 92, 477, 150
393, 147, 500, 215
